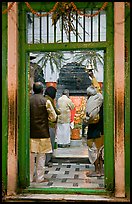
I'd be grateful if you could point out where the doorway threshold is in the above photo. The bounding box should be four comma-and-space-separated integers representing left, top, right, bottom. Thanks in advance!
4, 193, 130, 203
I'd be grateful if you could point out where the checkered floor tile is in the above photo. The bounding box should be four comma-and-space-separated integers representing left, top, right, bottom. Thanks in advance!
30, 163, 104, 189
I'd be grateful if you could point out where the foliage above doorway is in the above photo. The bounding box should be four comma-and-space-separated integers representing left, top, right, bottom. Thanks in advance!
31, 50, 104, 75
74, 50, 104, 72
31, 52, 70, 73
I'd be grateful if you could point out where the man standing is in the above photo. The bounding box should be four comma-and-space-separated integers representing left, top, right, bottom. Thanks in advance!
85, 70, 104, 176
30, 82, 57, 183
56, 89, 75, 148
44, 86, 61, 167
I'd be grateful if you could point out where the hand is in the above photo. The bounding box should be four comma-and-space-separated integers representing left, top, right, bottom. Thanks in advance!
70, 121, 74, 129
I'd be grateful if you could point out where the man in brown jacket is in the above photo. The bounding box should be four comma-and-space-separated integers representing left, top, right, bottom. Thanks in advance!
30, 82, 57, 183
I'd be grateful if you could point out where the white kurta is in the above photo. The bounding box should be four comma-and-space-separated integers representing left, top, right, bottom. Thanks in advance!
56, 95, 75, 146
30, 138, 52, 154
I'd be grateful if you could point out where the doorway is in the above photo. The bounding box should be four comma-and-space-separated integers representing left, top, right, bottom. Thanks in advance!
18, 2, 114, 193
28, 50, 105, 190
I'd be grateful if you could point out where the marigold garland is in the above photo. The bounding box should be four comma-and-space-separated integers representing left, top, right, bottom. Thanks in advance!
2, 2, 130, 16
125, 2, 130, 8
71, 2, 108, 17
25, 2, 108, 18
2, 2, 110, 18
25, 2, 59, 17
2, 2, 16, 14
2, 1, 130, 39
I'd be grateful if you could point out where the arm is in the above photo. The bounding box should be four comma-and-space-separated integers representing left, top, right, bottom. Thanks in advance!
45, 95, 61, 115
68, 99, 75, 110
88, 70, 102, 93
46, 99, 57, 122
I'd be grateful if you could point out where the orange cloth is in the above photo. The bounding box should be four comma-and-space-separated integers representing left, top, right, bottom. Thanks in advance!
70, 107, 76, 122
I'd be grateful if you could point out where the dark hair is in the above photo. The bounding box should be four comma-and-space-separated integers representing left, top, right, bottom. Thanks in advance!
33, 82, 44, 94
44, 86, 57, 99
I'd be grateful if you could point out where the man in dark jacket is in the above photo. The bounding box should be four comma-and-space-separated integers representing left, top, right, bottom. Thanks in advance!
30, 82, 57, 183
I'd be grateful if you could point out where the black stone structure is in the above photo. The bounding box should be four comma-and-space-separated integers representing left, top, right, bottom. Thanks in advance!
56, 62, 91, 99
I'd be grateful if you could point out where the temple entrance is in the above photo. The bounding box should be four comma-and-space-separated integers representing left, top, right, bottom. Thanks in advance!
29, 50, 105, 189
17, 2, 115, 193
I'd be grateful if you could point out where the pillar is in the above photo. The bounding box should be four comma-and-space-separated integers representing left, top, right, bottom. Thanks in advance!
7, 2, 18, 195
114, 2, 125, 197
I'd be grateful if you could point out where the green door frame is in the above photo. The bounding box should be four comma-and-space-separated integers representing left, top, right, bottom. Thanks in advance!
18, 2, 114, 194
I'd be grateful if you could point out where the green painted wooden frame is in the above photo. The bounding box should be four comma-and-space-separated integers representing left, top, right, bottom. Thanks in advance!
18, 2, 114, 194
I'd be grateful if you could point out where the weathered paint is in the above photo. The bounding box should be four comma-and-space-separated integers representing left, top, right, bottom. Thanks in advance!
22, 2, 105, 11
22, 187, 108, 196
124, 4, 130, 199
103, 2, 114, 192
25, 42, 107, 52
18, 3, 30, 188
2, 2, 8, 193
7, 2, 18, 195
17, 2, 115, 195
19, 2, 114, 192
2, 1, 129, 198
114, 2, 125, 197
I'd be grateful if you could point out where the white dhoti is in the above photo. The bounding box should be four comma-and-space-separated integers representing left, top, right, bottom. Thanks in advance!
56, 123, 71, 145
88, 142, 104, 164
88, 142, 98, 164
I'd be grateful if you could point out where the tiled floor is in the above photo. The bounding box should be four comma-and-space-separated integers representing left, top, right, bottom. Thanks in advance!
30, 162, 104, 189
30, 136, 104, 189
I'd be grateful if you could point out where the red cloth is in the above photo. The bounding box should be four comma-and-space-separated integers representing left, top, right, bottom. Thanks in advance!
70, 107, 76, 123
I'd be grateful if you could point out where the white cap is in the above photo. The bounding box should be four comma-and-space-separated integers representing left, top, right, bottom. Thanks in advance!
62, 89, 69, 97
86, 85, 97, 96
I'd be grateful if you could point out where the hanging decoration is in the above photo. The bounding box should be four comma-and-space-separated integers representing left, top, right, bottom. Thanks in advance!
2, 2, 108, 40
2, 2, 130, 42
71, 2, 108, 17
125, 2, 130, 7
2, 2, 109, 16
51, 2, 89, 39
2, 2, 130, 16
2, 2, 16, 14
24, 2, 59, 17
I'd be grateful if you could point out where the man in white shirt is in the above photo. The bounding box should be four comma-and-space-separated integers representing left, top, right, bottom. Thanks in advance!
56, 89, 75, 148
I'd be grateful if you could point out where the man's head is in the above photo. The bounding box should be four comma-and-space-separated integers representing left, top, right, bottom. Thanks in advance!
33, 82, 44, 94
86, 85, 97, 96
62, 89, 69, 97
